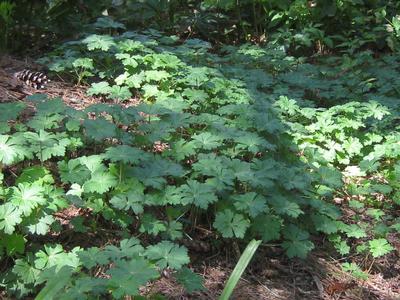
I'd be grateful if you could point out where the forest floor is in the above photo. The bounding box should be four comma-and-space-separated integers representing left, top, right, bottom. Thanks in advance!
1, 54, 399, 300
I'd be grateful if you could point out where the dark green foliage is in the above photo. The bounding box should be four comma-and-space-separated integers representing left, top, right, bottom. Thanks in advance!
1, 13, 399, 297
3, 1, 400, 54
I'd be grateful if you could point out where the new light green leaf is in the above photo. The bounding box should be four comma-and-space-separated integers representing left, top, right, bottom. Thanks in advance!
16, 166, 54, 185
344, 224, 367, 238
34, 244, 80, 270
117, 39, 144, 52
368, 238, 394, 258
72, 58, 94, 69
83, 171, 118, 194
79, 155, 106, 174
115, 53, 138, 67
82, 34, 115, 51
12, 258, 40, 284
145, 70, 170, 82
10, 183, 46, 216
0, 135, 27, 165
27, 214, 55, 235
108, 85, 132, 101
192, 132, 222, 150
0, 203, 22, 234
24, 130, 65, 161
87, 81, 111, 96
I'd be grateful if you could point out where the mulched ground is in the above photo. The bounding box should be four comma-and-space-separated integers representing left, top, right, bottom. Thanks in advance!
1, 55, 399, 300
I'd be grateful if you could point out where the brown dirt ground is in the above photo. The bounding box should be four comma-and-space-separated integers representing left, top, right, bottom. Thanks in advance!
1, 55, 399, 300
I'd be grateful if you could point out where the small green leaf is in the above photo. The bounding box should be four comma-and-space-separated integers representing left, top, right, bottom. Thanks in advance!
83, 118, 118, 141
0, 135, 27, 165
12, 258, 40, 284
145, 241, 190, 269
27, 214, 54, 235
107, 258, 159, 298
311, 214, 339, 234
175, 267, 205, 293
342, 262, 368, 280
0, 102, 26, 122
1, 233, 25, 255
82, 34, 115, 51
110, 190, 144, 214
192, 132, 222, 150
16, 166, 54, 185
139, 214, 167, 235
251, 214, 282, 242
70, 216, 88, 233
87, 81, 111, 96
104, 145, 146, 164
366, 208, 385, 221
368, 238, 394, 258
72, 58, 94, 69
179, 180, 218, 209
213, 209, 250, 238
282, 225, 314, 258
232, 193, 267, 218
335, 240, 350, 255
83, 171, 118, 194
344, 224, 367, 238
163, 221, 183, 240
0, 203, 22, 234
108, 85, 132, 101
35, 266, 73, 300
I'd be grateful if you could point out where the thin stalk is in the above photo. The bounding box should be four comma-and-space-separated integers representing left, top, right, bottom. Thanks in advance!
252, 1, 258, 37
236, 0, 247, 39
39, 141, 43, 166
119, 162, 123, 184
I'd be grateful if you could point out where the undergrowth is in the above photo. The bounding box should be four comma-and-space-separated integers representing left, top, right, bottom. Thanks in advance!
0, 26, 399, 298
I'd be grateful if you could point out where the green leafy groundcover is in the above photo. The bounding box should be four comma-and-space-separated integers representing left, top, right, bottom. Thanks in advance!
0, 29, 399, 298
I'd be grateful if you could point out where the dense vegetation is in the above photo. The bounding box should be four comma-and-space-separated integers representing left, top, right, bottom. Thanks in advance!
0, 1, 399, 299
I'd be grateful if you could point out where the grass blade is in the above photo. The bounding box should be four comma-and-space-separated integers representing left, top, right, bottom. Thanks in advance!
219, 239, 261, 300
